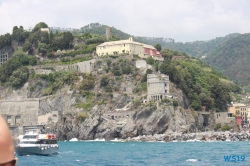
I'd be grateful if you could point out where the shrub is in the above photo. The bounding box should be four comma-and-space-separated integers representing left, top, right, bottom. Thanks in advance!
162, 98, 171, 103
113, 70, 121, 76
9, 67, 29, 88
214, 123, 221, 131
30, 86, 35, 91
146, 56, 154, 65
80, 78, 95, 90
173, 100, 178, 107
29, 56, 37, 66
100, 76, 109, 87
221, 125, 232, 131
77, 112, 88, 121
104, 85, 112, 92
106, 59, 112, 66
140, 83, 147, 91
133, 99, 141, 109
122, 66, 132, 74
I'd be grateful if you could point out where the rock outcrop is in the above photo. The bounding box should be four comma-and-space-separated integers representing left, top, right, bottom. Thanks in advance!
45, 105, 211, 141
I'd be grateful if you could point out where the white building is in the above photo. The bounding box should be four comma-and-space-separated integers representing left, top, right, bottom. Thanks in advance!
147, 74, 170, 101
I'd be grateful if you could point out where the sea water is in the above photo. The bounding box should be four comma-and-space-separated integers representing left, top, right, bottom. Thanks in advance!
17, 141, 250, 166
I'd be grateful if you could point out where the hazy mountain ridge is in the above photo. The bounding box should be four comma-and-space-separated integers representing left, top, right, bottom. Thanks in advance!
162, 33, 241, 58
204, 33, 250, 89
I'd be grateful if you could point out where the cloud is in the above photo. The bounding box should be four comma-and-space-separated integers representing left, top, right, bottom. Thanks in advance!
0, 0, 250, 42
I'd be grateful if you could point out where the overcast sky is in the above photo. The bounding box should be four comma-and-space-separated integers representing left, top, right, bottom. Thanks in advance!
0, 0, 250, 42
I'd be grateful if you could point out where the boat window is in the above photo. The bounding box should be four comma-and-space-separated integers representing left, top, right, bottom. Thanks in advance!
36, 140, 42, 144
38, 140, 57, 144
23, 135, 37, 139
42, 140, 47, 144
21, 141, 37, 144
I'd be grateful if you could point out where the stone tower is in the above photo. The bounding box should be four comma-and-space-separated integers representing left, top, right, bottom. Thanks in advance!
106, 27, 112, 40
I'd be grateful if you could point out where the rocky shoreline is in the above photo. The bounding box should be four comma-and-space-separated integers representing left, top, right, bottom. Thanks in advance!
110, 131, 250, 142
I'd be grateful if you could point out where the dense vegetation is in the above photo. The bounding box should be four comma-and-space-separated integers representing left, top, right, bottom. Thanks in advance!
161, 33, 240, 58
0, 22, 109, 88
0, 50, 36, 88
203, 34, 250, 90
159, 49, 241, 112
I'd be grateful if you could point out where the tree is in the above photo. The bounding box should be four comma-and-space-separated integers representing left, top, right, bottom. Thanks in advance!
62, 32, 74, 49
22, 42, 32, 52
161, 49, 173, 60
146, 56, 154, 65
9, 67, 29, 88
33, 22, 48, 32
141, 69, 153, 82
12, 26, 28, 43
38, 43, 49, 55
190, 100, 202, 111
0, 33, 12, 49
28, 56, 37, 66
155, 43, 162, 51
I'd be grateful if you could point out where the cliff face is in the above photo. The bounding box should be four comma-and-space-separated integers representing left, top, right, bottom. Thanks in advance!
45, 105, 207, 141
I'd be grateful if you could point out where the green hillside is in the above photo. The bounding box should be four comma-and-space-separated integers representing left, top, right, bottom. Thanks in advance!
162, 33, 240, 58
0, 22, 242, 111
159, 53, 240, 112
57, 23, 240, 58
51, 23, 176, 47
203, 33, 250, 90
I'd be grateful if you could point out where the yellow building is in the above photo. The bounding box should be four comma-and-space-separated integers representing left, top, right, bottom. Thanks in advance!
96, 37, 164, 61
96, 37, 144, 57
228, 103, 248, 124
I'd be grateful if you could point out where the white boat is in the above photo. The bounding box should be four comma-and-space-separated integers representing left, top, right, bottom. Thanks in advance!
16, 129, 59, 156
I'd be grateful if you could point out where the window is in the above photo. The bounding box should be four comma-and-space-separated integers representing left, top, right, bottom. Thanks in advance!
7, 116, 11, 123
15, 116, 21, 124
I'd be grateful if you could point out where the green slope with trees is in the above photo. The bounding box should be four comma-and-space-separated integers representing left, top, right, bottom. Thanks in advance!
0, 22, 242, 112
203, 33, 250, 91
162, 33, 241, 58
159, 50, 241, 112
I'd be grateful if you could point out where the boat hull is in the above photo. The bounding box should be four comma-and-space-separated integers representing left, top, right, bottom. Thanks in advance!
16, 146, 59, 156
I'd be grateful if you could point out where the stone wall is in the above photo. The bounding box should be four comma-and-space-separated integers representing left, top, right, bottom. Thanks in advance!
214, 112, 235, 124
30, 59, 97, 75
0, 98, 39, 126
76, 59, 96, 73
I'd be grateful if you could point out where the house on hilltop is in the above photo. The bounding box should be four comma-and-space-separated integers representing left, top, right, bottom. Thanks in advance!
96, 37, 163, 61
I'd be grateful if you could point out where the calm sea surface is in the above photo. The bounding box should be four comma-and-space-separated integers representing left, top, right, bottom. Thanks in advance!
17, 141, 250, 166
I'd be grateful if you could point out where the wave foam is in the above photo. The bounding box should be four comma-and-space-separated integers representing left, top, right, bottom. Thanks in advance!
186, 159, 198, 162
